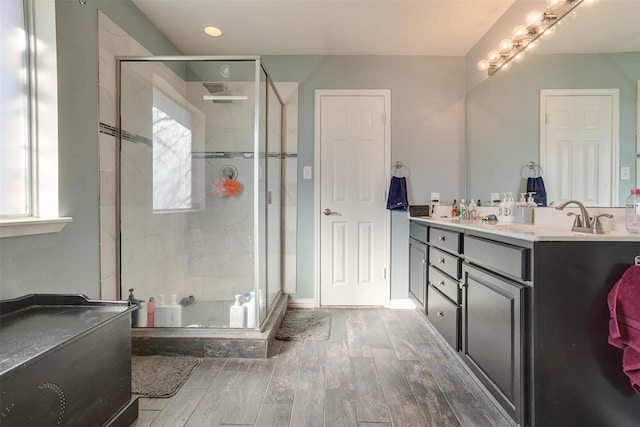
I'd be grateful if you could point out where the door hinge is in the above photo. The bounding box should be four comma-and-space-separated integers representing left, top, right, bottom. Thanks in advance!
384, 268, 387, 279
382, 113, 387, 124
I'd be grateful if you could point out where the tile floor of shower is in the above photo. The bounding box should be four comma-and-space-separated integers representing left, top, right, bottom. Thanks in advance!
131, 308, 516, 427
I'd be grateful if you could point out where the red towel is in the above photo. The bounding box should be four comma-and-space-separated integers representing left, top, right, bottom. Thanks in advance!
608, 265, 640, 393
623, 347, 640, 393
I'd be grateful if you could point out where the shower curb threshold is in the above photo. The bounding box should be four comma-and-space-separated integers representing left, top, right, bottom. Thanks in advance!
131, 293, 289, 359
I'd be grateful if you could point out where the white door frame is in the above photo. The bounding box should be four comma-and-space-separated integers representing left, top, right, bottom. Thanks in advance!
313, 89, 391, 308
539, 88, 620, 206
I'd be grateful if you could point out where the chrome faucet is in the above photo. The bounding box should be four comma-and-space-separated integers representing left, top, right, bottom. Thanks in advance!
555, 200, 612, 234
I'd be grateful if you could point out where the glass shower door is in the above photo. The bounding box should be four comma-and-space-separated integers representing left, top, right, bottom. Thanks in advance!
119, 57, 283, 329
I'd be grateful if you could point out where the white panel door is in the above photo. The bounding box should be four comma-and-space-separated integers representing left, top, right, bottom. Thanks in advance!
319, 94, 388, 306
541, 91, 617, 207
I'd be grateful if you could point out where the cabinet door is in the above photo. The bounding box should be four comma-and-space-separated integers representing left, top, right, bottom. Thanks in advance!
409, 238, 427, 307
461, 263, 528, 425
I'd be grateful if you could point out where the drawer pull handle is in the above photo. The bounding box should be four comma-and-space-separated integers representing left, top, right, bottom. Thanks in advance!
439, 258, 445, 264
436, 310, 444, 317
438, 236, 445, 242
439, 280, 445, 286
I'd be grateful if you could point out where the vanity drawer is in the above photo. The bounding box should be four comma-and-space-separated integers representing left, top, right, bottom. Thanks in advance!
429, 265, 460, 304
429, 227, 461, 254
429, 246, 461, 280
410, 221, 429, 244
427, 285, 460, 351
464, 235, 530, 281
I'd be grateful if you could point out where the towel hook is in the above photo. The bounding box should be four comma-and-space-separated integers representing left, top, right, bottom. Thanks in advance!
391, 161, 410, 178
521, 161, 543, 178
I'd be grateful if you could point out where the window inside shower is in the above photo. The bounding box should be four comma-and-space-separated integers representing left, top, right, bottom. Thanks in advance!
118, 57, 283, 329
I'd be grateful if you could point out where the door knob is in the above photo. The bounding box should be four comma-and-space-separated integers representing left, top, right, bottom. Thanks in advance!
324, 208, 340, 216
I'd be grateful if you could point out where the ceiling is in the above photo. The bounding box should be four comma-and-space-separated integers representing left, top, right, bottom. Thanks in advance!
130, 0, 516, 56
130, 0, 640, 57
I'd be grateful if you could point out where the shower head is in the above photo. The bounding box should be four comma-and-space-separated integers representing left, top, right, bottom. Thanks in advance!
202, 82, 247, 103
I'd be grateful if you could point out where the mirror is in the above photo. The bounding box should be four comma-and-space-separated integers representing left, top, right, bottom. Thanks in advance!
466, 1, 640, 207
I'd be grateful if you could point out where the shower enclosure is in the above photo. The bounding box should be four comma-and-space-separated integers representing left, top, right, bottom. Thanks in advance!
117, 56, 284, 330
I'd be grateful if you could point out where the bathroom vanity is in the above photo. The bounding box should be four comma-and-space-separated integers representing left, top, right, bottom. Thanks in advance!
0, 294, 138, 427
409, 217, 640, 427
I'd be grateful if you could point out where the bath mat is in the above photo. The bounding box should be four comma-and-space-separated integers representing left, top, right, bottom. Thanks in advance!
131, 355, 201, 398
276, 310, 331, 341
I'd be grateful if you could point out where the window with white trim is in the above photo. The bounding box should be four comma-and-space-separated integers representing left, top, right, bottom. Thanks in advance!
0, 0, 68, 237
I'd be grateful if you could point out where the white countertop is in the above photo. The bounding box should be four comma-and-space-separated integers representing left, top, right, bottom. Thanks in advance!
410, 216, 640, 242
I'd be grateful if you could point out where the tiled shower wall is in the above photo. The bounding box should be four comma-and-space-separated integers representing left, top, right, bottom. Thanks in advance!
98, 12, 298, 303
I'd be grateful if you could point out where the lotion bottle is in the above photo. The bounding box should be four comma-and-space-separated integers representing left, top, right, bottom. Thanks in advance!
230, 295, 246, 328
502, 192, 515, 223
147, 297, 155, 327
155, 294, 166, 327
244, 292, 256, 328
163, 294, 182, 327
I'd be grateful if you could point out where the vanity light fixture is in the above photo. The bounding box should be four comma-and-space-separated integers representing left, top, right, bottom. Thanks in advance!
478, 0, 593, 76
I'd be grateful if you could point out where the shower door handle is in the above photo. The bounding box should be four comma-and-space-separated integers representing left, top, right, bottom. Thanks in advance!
323, 208, 340, 216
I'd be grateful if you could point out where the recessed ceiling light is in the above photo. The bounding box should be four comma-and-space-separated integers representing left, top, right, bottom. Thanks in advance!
204, 26, 223, 37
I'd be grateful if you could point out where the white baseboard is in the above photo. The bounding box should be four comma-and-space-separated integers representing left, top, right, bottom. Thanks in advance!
288, 298, 415, 309
287, 298, 317, 309
388, 299, 417, 309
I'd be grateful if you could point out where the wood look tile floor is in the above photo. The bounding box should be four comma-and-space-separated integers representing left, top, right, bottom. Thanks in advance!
132, 308, 517, 427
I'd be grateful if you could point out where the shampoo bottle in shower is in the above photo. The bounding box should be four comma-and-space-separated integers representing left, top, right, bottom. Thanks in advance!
244, 292, 256, 328
155, 294, 166, 327
163, 294, 182, 327
230, 295, 246, 328
147, 297, 156, 327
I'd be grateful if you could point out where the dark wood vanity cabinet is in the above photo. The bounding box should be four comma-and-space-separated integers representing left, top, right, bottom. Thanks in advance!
461, 236, 531, 426
408, 221, 428, 308
462, 264, 527, 422
412, 219, 640, 426
425, 225, 462, 351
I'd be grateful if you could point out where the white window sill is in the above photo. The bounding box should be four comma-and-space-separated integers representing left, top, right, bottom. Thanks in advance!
0, 217, 73, 238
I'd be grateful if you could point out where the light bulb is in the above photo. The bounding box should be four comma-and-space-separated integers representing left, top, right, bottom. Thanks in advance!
499, 39, 514, 53
477, 60, 490, 71
546, 0, 564, 9
487, 50, 500, 62
526, 40, 539, 51
204, 26, 223, 37
512, 25, 529, 39
527, 11, 542, 27
513, 52, 525, 63
541, 26, 555, 38
502, 62, 512, 71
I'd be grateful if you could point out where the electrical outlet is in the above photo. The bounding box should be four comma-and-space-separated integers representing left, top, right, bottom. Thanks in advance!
621, 166, 631, 180
303, 166, 312, 180
430, 192, 440, 205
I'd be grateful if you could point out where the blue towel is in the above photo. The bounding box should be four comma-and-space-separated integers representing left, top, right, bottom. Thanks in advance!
526, 176, 547, 207
386, 176, 409, 211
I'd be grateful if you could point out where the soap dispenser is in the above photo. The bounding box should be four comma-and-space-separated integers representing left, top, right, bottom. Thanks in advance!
229, 294, 246, 328
498, 193, 515, 223
163, 294, 182, 327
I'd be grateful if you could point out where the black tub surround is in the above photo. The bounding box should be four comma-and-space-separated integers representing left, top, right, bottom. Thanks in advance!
0, 294, 138, 427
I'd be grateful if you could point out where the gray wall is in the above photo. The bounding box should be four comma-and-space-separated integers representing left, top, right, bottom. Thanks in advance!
263, 56, 465, 300
0, 1, 466, 303
0, 0, 181, 300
